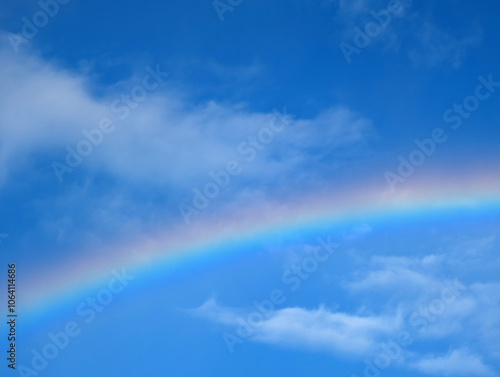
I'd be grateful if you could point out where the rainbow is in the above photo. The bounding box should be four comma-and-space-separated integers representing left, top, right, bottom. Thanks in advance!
24, 172, 500, 315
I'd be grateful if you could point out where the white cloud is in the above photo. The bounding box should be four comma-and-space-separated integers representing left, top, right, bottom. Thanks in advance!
186, 297, 241, 326
468, 283, 500, 358
409, 22, 482, 69
412, 348, 495, 377
344, 223, 373, 241
447, 236, 496, 256
0, 43, 109, 185
336, 0, 372, 16
346, 254, 441, 293
0, 37, 374, 193
332, 1, 482, 70
253, 306, 400, 355
191, 299, 401, 356
190, 240, 500, 374
347, 267, 436, 292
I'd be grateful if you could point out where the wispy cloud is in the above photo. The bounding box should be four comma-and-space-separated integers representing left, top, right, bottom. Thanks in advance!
409, 22, 482, 69
189, 245, 500, 374
252, 306, 400, 355
331, 0, 482, 70
0, 37, 374, 193
345, 254, 441, 294
191, 299, 401, 355
411, 348, 495, 377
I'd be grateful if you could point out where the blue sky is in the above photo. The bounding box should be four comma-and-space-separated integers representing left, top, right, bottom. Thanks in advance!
1, 0, 500, 376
